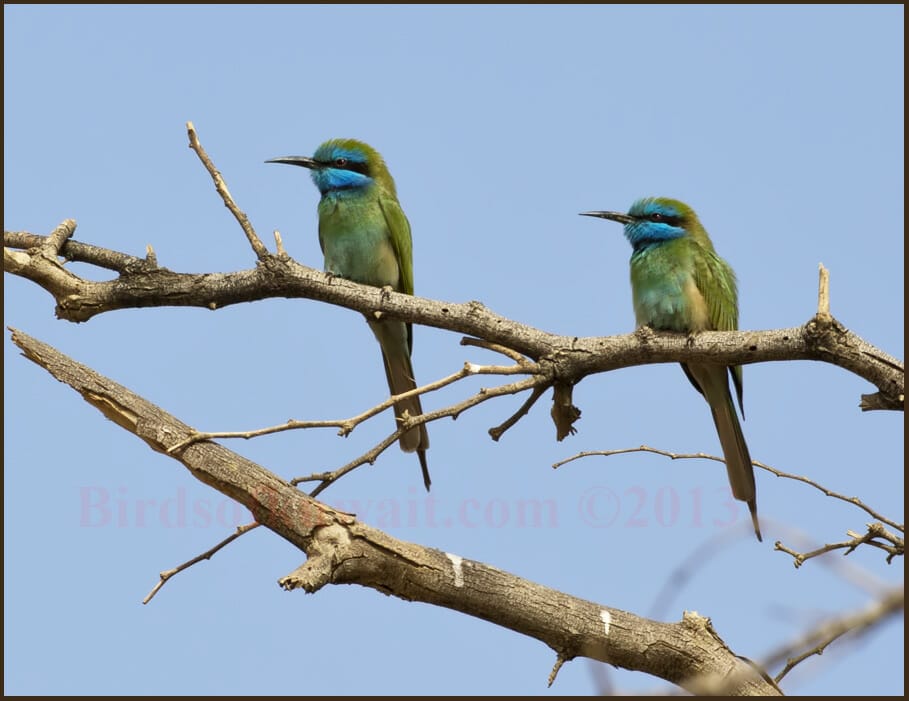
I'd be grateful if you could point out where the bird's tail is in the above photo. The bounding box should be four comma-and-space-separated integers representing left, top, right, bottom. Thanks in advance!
369, 319, 431, 491
686, 363, 761, 541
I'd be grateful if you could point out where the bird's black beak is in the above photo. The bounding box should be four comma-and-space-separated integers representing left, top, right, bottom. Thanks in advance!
265, 156, 320, 170
579, 211, 634, 225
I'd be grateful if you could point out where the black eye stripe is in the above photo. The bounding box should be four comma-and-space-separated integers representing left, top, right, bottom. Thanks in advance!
317, 158, 370, 176
648, 213, 680, 226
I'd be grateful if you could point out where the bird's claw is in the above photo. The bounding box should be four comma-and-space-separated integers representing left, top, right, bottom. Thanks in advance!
635, 325, 655, 342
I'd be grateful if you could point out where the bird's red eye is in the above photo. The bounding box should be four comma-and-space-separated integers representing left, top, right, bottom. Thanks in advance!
334, 157, 348, 167
650, 213, 664, 222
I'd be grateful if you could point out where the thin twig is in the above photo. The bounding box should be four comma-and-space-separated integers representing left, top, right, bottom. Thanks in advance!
548, 652, 569, 687
775, 523, 904, 567
764, 586, 903, 683
274, 230, 286, 257
167, 417, 353, 455
303, 431, 405, 498
460, 336, 535, 366
553, 445, 720, 468
648, 520, 893, 638
41, 219, 77, 258
143, 521, 261, 604
295, 375, 546, 494
553, 445, 903, 533
186, 121, 268, 259
760, 468, 903, 533
489, 383, 549, 441
167, 360, 537, 454
817, 263, 831, 319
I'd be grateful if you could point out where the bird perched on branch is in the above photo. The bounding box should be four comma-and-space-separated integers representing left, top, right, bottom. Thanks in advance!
268, 139, 430, 490
581, 198, 761, 541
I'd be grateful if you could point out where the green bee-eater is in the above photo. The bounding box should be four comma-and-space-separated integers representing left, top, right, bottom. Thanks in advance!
268, 139, 430, 490
582, 198, 761, 541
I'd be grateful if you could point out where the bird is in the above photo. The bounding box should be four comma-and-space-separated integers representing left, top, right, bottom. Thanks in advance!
267, 139, 431, 491
581, 198, 761, 541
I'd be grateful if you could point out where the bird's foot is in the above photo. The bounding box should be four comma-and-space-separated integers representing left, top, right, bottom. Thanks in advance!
634, 325, 656, 342
323, 269, 351, 285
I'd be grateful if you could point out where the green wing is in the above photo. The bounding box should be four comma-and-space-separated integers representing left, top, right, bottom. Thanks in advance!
692, 244, 739, 333
692, 242, 745, 415
378, 195, 415, 353
378, 195, 414, 296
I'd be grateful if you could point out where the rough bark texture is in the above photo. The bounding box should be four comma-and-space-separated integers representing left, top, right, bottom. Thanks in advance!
10, 328, 780, 696
4, 229, 903, 411
5, 215, 903, 694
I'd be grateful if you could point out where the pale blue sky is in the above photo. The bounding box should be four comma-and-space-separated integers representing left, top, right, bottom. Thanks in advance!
5, 5, 903, 695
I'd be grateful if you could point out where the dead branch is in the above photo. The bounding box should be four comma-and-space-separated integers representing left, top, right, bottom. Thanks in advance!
9, 327, 779, 695
4, 122, 901, 416
166, 359, 536, 454
186, 121, 268, 259
5, 226, 902, 412
143, 521, 261, 604
763, 586, 903, 683
554, 445, 903, 534
775, 523, 904, 567
554, 445, 904, 564
295, 374, 545, 495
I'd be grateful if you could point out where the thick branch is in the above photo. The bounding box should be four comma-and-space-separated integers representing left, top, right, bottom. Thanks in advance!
8, 328, 779, 695
4, 229, 159, 273
4, 229, 903, 409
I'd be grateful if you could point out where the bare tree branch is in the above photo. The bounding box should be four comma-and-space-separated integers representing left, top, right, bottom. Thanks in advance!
642, 582, 902, 700
143, 521, 261, 604
6, 124, 901, 697
8, 327, 781, 695
763, 586, 903, 683
775, 523, 904, 567
758, 465, 904, 534
4, 122, 902, 419
554, 445, 904, 565
152, 359, 534, 598
491, 384, 549, 441
459, 335, 535, 365
4, 228, 157, 273
166, 359, 535, 454
296, 374, 545, 496
817, 262, 831, 319
5, 227, 903, 411
554, 445, 904, 534
186, 121, 268, 259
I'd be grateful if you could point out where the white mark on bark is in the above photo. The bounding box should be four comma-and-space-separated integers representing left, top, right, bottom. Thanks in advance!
446, 553, 464, 587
